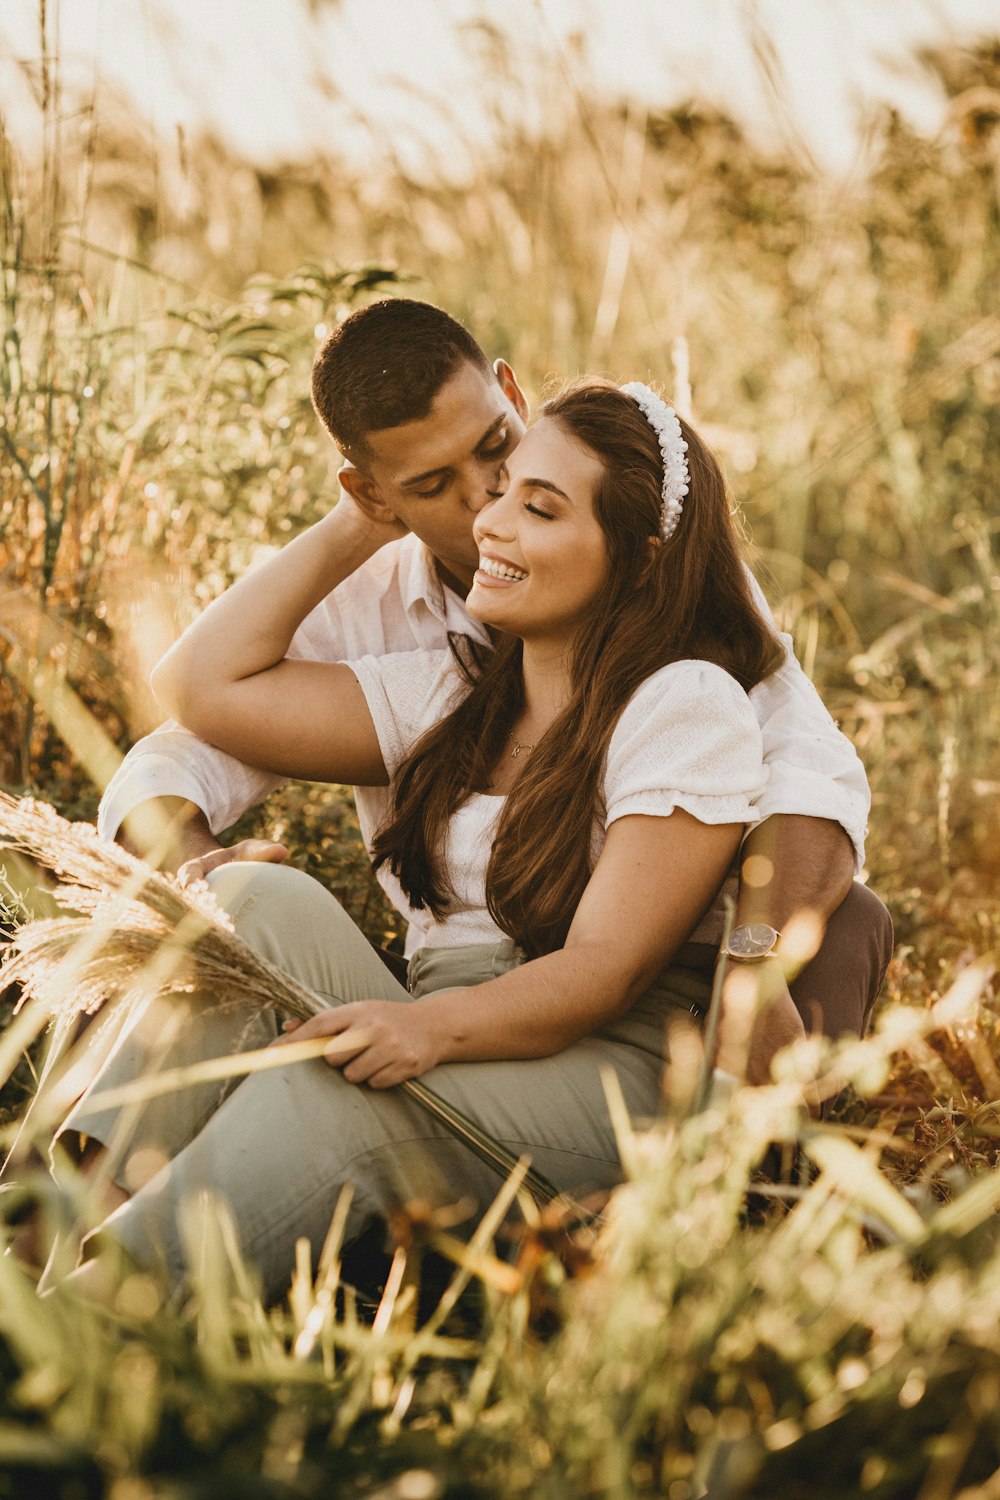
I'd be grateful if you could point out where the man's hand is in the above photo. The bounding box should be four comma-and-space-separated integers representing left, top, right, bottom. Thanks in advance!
177, 838, 288, 887
275, 999, 445, 1089
120, 798, 287, 883
716, 957, 807, 1086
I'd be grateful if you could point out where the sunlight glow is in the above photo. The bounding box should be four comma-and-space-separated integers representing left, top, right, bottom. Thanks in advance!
1, 0, 998, 174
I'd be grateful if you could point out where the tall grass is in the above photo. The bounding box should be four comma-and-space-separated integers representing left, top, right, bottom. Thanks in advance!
1, 9, 1000, 1496
5, 1008, 1000, 1497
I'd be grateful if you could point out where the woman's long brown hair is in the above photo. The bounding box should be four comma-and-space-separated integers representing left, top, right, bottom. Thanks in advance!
370, 380, 782, 958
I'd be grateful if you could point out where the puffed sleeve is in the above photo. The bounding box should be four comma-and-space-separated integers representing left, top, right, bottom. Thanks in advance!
604, 660, 767, 828
345, 649, 469, 777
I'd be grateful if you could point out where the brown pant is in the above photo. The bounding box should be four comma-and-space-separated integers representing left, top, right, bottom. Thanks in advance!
787, 880, 893, 1040
676, 881, 892, 1040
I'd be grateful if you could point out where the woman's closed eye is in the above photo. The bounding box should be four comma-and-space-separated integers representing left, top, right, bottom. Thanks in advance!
525, 501, 554, 520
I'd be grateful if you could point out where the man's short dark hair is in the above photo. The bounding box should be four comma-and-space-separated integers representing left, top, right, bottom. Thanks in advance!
311, 298, 493, 465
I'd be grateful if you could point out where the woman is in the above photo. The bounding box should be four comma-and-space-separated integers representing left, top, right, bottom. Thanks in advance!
69, 379, 780, 1298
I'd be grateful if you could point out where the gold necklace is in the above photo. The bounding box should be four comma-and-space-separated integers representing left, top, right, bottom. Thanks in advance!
508, 731, 536, 759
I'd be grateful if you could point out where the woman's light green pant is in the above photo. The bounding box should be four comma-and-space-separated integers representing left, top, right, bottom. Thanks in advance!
65, 863, 711, 1301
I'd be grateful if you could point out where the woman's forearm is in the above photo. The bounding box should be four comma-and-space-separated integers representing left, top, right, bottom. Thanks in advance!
418, 939, 653, 1064
282, 814, 744, 1086
275, 940, 652, 1093
419, 816, 744, 1065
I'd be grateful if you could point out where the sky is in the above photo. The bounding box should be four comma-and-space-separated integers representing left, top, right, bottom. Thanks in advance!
1, 0, 999, 175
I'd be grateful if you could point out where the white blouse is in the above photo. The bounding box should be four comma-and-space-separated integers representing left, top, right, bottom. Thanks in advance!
348, 650, 766, 950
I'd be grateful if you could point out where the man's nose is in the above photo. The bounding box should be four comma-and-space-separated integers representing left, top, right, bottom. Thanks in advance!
467, 457, 507, 511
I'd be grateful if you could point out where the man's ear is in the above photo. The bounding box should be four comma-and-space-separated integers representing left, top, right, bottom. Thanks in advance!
338, 463, 400, 526
493, 359, 530, 422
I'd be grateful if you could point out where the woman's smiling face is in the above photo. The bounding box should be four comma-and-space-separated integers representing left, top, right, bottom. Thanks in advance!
467, 418, 610, 643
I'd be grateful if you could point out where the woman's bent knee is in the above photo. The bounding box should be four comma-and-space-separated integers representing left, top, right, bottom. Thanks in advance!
204, 859, 407, 1007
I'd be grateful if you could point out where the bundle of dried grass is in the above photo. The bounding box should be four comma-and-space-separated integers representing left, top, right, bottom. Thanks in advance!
0, 791, 563, 1204
0, 792, 321, 1022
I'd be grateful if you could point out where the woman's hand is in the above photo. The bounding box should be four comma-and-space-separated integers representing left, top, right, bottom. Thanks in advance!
274, 1000, 446, 1089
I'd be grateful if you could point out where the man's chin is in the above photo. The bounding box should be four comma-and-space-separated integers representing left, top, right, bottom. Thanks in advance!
432, 555, 478, 596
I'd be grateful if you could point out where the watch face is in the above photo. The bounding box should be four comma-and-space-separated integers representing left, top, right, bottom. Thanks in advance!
727, 923, 780, 959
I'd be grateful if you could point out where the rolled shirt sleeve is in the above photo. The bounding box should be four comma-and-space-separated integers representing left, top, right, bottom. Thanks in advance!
97, 725, 287, 842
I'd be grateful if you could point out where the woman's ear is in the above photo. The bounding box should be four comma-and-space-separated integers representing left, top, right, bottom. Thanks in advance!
338, 463, 400, 526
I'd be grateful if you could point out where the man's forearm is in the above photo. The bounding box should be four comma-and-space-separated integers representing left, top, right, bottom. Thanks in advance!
151, 503, 386, 715
119, 797, 222, 871
715, 817, 855, 1086
736, 814, 855, 934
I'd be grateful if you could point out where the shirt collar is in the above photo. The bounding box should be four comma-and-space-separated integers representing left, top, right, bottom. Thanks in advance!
402, 535, 490, 644
402, 535, 447, 622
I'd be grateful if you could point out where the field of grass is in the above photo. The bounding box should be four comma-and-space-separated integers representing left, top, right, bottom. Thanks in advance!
1, 14, 1000, 1497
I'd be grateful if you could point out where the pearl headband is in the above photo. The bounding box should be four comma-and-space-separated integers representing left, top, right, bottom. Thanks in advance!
620, 381, 690, 541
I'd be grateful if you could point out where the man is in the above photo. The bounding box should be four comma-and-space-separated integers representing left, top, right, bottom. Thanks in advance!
100, 298, 892, 1084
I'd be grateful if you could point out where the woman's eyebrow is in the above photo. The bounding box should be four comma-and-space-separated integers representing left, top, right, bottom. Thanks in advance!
401, 416, 508, 488
522, 477, 572, 502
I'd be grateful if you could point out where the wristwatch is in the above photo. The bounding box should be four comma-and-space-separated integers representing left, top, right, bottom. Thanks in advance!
724, 923, 782, 962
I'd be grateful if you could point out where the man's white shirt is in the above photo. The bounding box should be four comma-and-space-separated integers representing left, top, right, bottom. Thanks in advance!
99, 533, 870, 953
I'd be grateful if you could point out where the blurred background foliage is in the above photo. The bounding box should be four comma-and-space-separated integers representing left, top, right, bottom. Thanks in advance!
1, 9, 998, 1109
